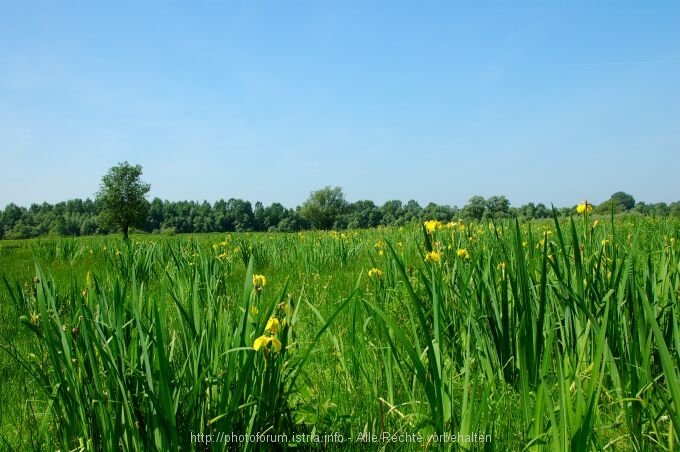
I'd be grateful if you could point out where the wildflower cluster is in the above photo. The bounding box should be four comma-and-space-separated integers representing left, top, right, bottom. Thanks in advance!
253, 317, 282, 352
212, 235, 240, 261
253, 297, 296, 356
421, 218, 476, 265
374, 240, 385, 256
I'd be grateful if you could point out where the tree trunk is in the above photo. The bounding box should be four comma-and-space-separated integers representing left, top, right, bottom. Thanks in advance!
123, 224, 129, 241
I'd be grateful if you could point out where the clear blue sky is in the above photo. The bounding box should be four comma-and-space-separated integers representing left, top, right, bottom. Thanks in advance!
1, 1, 679, 209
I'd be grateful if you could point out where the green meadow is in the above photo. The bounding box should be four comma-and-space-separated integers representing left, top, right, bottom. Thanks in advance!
1, 213, 679, 450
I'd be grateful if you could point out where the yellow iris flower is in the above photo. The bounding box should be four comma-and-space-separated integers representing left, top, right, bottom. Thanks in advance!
252, 274, 267, 291
576, 201, 593, 214
425, 251, 441, 262
253, 335, 282, 352
424, 220, 442, 235
368, 268, 383, 278
266, 317, 280, 335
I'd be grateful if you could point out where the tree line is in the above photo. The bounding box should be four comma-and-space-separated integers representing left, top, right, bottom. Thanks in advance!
1, 163, 678, 240
1, 189, 678, 240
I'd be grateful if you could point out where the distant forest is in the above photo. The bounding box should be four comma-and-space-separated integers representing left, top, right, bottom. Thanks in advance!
1, 190, 679, 240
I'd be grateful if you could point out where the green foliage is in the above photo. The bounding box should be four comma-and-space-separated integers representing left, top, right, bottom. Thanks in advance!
1, 217, 678, 450
485, 195, 511, 218
4, 189, 680, 240
96, 162, 151, 240
462, 195, 487, 220
609, 191, 636, 210
300, 186, 348, 230
344, 200, 383, 229
596, 191, 636, 214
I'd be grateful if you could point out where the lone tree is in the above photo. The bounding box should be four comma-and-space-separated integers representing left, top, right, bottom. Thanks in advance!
96, 162, 151, 240
596, 191, 636, 214
300, 186, 348, 229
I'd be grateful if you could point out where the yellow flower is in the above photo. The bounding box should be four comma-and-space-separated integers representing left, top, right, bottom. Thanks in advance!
576, 201, 593, 214
368, 268, 383, 278
423, 220, 442, 235
252, 274, 267, 291
425, 251, 441, 262
266, 317, 280, 335
253, 335, 268, 350
250, 305, 259, 316
253, 335, 281, 352
457, 248, 470, 259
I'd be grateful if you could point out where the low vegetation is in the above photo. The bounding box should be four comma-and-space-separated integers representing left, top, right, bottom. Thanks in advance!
1, 209, 678, 450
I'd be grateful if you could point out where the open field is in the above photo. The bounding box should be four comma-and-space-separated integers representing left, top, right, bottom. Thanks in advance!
1, 214, 679, 450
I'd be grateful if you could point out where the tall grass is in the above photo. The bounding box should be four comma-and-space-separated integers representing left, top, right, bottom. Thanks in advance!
0, 216, 678, 450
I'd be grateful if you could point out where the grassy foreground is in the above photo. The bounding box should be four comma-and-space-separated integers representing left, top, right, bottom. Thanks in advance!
0, 214, 679, 451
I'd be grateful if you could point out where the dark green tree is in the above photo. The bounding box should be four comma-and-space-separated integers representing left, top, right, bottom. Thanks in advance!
669, 201, 680, 217
148, 197, 164, 232
401, 200, 423, 224
486, 195, 511, 219
597, 191, 636, 214
379, 200, 403, 226
534, 203, 551, 218
610, 191, 636, 210
300, 186, 348, 230
259, 202, 289, 231
345, 200, 382, 229
225, 198, 255, 232
518, 202, 536, 219
96, 162, 151, 240
462, 196, 487, 220
422, 202, 456, 221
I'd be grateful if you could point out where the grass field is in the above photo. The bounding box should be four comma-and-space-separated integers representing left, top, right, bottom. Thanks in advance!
1, 213, 679, 450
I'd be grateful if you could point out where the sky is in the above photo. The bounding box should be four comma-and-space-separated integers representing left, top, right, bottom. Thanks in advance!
1, 1, 679, 210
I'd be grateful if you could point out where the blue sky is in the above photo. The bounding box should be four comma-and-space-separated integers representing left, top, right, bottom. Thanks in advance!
1, 1, 679, 209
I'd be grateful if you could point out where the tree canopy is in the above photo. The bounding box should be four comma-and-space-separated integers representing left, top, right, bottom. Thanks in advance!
300, 186, 348, 230
96, 162, 151, 240
3, 185, 680, 240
